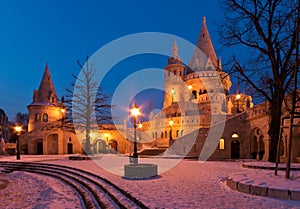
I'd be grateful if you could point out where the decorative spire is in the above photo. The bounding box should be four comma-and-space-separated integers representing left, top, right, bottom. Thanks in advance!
189, 17, 218, 71
31, 62, 60, 106
172, 38, 181, 61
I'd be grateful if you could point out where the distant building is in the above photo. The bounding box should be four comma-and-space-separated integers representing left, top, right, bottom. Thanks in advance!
0, 108, 10, 140
0, 108, 13, 154
20, 63, 129, 155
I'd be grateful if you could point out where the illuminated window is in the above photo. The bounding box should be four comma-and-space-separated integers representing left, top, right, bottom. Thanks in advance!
43, 113, 48, 122
232, 133, 239, 138
219, 138, 225, 150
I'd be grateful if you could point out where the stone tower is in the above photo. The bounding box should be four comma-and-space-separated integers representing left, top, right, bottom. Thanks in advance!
163, 39, 186, 108
27, 63, 64, 132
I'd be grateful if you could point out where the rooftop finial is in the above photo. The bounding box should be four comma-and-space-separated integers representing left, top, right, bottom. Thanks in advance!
172, 38, 181, 61
202, 16, 206, 24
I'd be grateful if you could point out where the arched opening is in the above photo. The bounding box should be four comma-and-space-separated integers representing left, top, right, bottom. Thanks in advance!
37, 141, 43, 155
67, 143, 73, 154
250, 136, 258, 159
109, 139, 118, 152
35, 113, 41, 122
231, 140, 240, 158
250, 128, 265, 160
93, 139, 106, 154
43, 113, 48, 122
192, 90, 197, 99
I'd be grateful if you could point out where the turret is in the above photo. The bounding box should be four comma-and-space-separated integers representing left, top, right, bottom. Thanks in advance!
27, 63, 64, 132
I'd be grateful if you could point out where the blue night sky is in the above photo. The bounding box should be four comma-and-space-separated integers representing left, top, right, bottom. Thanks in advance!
0, 0, 244, 121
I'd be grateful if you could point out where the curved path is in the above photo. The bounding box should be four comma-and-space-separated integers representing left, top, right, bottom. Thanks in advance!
0, 161, 148, 209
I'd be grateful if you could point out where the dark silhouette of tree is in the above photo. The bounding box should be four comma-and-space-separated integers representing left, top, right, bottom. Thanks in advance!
219, 0, 299, 162
14, 112, 28, 130
65, 57, 112, 155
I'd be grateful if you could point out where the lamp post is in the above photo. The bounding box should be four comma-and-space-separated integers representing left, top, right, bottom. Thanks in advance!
131, 103, 140, 164
15, 126, 22, 160
169, 118, 174, 145
236, 94, 241, 113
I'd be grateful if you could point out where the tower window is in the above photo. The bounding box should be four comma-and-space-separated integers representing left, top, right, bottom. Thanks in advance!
192, 90, 197, 99
174, 70, 177, 75
35, 113, 41, 122
179, 71, 182, 76
43, 113, 48, 122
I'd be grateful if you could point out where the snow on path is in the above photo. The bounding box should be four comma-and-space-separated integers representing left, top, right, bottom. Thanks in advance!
1, 155, 300, 208
0, 169, 81, 209
47, 158, 300, 208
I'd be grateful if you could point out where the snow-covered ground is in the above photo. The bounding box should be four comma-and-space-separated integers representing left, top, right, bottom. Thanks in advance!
0, 155, 300, 208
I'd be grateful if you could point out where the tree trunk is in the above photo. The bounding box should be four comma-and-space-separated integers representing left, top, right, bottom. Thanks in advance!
268, 96, 283, 162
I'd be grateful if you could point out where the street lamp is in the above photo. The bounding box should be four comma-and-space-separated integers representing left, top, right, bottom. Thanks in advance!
15, 126, 22, 160
236, 94, 241, 113
131, 103, 140, 164
169, 118, 174, 142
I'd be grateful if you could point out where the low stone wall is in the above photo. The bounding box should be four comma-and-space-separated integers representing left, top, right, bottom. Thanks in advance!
226, 177, 300, 201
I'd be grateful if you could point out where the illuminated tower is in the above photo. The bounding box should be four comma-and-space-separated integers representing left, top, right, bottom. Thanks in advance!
163, 39, 186, 108
27, 63, 65, 132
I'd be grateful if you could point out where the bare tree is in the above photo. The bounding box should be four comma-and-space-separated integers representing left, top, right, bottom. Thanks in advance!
14, 112, 28, 130
219, 0, 299, 162
65, 57, 112, 155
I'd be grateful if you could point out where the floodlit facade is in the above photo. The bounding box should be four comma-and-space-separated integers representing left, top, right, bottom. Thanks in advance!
18, 17, 300, 162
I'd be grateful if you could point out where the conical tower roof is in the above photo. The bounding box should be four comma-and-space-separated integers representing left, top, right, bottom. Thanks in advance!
30, 63, 60, 106
189, 17, 218, 71
196, 17, 217, 67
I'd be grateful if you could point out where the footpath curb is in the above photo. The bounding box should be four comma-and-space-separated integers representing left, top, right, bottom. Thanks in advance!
226, 177, 300, 200
226, 163, 300, 201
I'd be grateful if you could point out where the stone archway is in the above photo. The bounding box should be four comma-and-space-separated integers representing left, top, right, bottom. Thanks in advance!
231, 140, 240, 158
250, 128, 265, 160
109, 139, 118, 152
93, 139, 107, 154
36, 140, 43, 155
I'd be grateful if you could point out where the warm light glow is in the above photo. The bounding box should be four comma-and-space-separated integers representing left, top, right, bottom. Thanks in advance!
232, 133, 239, 138
169, 119, 174, 126
188, 85, 192, 90
138, 123, 143, 129
15, 126, 22, 133
61, 108, 65, 113
170, 88, 175, 94
219, 138, 225, 150
104, 133, 109, 138
131, 104, 140, 117
236, 94, 241, 100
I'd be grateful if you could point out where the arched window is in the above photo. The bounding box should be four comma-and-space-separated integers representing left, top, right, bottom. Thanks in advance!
35, 113, 41, 122
181, 130, 184, 136
219, 138, 225, 150
192, 90, 197, 99
43, 113, 48, 122
165, 131, 168, 138
174, 70, 177, 75
176, 130, 179, 137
